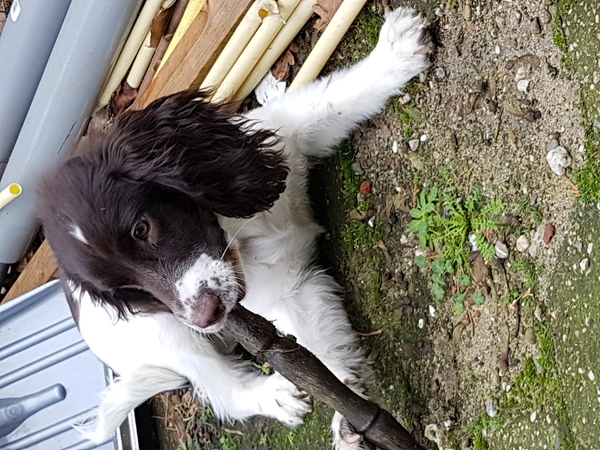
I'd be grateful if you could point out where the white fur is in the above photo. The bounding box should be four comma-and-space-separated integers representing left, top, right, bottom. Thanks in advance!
69, 223, 89, 245
73, 8, 430, 447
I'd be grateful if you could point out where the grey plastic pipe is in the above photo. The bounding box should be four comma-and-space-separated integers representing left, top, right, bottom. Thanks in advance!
0, 0, 143, 268
0, 0, 72, 180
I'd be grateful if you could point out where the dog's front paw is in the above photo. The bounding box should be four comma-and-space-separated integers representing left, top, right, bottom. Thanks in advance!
256, 373, 311, 426
374, 8, 432, 82
332, 412, 379, 450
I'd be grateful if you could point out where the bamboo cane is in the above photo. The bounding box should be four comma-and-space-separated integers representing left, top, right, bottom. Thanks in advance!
97, 0, 173, 109
210, 0, 303, 104
199, 1, 270, 91
232, 0, 317, 102
288, 0, 367, 91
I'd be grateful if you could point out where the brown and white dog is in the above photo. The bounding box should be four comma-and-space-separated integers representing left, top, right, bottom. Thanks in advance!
38, 8, 431, 449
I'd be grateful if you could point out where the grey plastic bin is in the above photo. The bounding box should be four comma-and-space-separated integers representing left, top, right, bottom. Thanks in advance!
0, 280, 138, 450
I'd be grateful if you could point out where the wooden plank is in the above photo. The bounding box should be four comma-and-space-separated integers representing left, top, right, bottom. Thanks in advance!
132, 0, 252, 109
2, 240, 58, 304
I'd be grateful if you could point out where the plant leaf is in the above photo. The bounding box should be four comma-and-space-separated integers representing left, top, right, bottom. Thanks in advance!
473, 292, 486, 306
432, 282, 446, 299
313, 0, 344, 32
415, 254, 428, 268
454, 302, 465, 315
410, 208, 423, 219
458, 274, 471, 286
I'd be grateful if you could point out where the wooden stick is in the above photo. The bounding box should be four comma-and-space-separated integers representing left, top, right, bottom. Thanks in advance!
1, 240, 58, 304
226, 304, 424, 450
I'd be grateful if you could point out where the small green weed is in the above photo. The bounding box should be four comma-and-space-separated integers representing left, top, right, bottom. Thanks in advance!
410, 186, 503, 268
410, 186, 504, 308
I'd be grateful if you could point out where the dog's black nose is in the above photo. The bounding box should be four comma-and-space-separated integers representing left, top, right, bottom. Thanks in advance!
193, 293, 225, 328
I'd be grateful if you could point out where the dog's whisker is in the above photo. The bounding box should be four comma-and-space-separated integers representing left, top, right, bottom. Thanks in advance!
220, 216, 257, 260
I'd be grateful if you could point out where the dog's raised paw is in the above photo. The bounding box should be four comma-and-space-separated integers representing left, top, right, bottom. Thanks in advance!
374, 7, 433, 81
255, 373, 311, 426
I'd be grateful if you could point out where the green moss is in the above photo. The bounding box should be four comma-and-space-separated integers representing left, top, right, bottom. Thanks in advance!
468, 415, 502, 450
254, 403, 332, 449
338, 5, 384, 61
573, 132, 600, 202
336, 140, 360, 204
340, 221, 384, 253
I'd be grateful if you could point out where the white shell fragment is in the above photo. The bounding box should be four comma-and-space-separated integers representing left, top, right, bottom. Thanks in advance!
495, 241, 509, 259
516, 235, 530, 252
469, 233, 478, 251
546, 146, 572, 176
485, 398, 498, 418
428, 305, 437, 317
517, 79, 531, 92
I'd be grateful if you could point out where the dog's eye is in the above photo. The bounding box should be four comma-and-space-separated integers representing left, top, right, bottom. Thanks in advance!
132, 219, 150, 240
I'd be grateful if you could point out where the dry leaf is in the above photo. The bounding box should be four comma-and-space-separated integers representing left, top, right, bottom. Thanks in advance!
313, 0, 344, 32
272, 42, 299, 81
110, 82, 138, 116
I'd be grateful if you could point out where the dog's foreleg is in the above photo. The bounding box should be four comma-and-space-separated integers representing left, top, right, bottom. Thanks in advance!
251, 8, 432, 156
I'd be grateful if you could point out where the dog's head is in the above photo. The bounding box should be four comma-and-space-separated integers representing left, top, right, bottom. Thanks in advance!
38, 91, 288, 332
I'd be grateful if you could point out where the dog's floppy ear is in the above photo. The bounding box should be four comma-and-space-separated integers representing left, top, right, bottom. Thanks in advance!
104, 90, 288, 218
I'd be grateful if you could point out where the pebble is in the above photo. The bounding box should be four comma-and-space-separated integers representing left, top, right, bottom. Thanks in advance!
516, 235, 531, 252
428, 305, 437, 317
462, 3, 472, 21
360, 181, 371, 195
485, 398, 498, 418
495, 241, 509, 258
543, 223, 555, 244
574, 240, 583, 251
580, 258, 590, 272
434, 67, 446, 80
539, 9, 552, 24
531, 17, 541, 34
525, 327, 537, 344
351, 162, 364, 175
420, 134, 428, 142
589, 370, 596, 382
469, 233, 478, 251
408, 139, 420, 151
418, 318, 425, 329
401, 93, 411, 104
588, 243, 594, 255
517, 79, 531, 92
547, 139, 559, 151
392, 140, 398, 154
530, 411, 537, 423
546, 146, 572, 175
